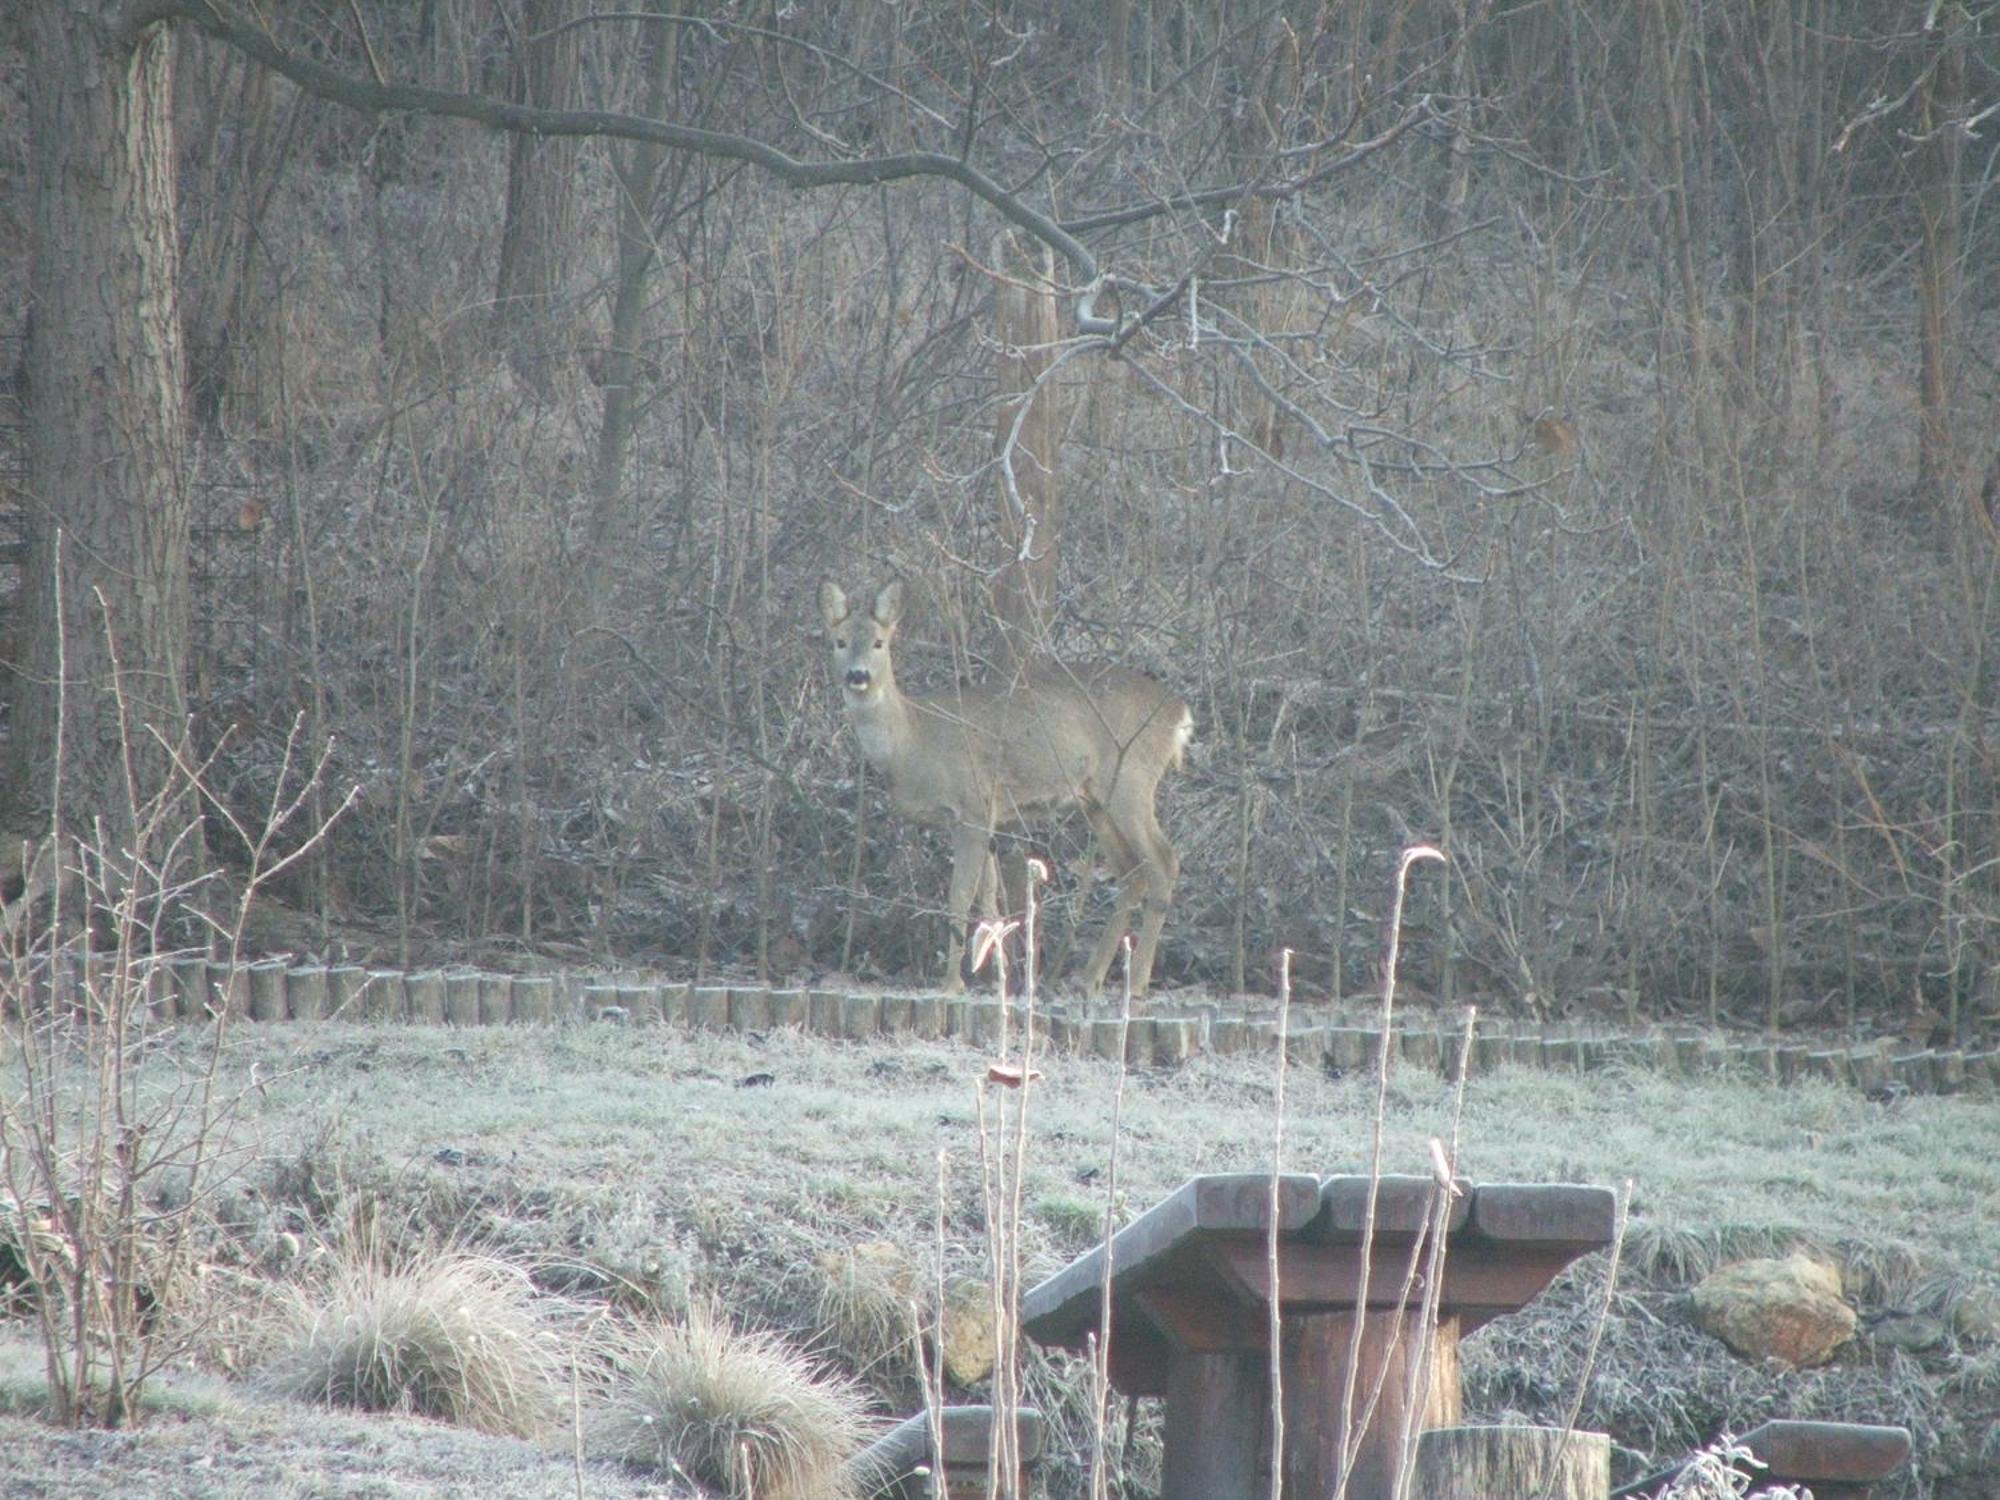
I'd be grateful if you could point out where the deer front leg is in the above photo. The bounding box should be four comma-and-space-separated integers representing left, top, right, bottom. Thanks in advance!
939, 821, 994, 993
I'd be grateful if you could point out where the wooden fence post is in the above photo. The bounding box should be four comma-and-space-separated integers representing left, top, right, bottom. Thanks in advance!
1411, 1426, 1609, 1500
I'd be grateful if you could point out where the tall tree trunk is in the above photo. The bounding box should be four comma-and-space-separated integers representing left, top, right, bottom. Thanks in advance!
494, 0, 583, 398
989, 230, 1061, 668
1915, 9, 1965, 505
586, 6, 679, 568
7, 2, 193, 851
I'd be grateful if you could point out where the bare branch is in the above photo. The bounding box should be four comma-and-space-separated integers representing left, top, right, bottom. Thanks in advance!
150, 0, 1106, 292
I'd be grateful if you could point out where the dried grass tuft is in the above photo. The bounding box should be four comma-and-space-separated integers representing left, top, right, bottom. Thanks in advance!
255, 1240, 563, 1437
595, 1304, 872, 1499
813, 1239, 917, 1378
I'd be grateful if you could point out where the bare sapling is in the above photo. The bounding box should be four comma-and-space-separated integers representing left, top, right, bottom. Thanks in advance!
0, 567, 356, 1426
1087, 933, 1135, 1500
1334, 843, 1446, 1498
970, 857, 1048, 1500
818, 579, 1191, 994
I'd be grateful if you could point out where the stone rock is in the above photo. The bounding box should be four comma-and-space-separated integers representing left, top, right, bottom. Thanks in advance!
817, 1238, 914, 1295
942, 1280, 997, 1387
1870, 1312, 1949, 1354
1950, 1285, 2000, 1346
1691, 1253, 1856, 1368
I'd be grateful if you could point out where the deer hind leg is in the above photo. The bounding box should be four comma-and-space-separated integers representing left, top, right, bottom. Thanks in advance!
1079, 810, 1146, 996
940, 821, 997, 993
1082, 793, 1179, 996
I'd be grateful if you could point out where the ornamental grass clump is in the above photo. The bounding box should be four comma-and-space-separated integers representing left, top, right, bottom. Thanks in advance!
597, 1304, 871, 1500
257, 1240, 562, 1437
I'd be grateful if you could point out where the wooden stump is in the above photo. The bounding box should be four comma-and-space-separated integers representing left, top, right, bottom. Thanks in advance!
1411, 1425, 1609, 1500
444, 972, 481, 1026
362, 969, 407, 1023
287, 966, 329, 1022
406, 971, 447, 1025
511, 976, 555, 1024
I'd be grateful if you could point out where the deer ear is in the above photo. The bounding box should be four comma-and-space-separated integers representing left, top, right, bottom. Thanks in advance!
873, 579, 905, 628
818, 580, 848, 628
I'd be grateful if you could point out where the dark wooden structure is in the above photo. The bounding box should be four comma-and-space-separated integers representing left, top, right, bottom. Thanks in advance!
1612, 1419, 1911, 1500
1021, 1172, 1618, 1499
850, 1405, 1045, 1500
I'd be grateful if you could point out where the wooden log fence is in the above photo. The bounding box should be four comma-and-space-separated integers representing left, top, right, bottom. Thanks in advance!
7, 957, 1987, 1099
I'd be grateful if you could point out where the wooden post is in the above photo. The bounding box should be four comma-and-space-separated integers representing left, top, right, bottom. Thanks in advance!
1282, 1310, 1461, 1499
287, 966, 329, 1022
1411, 1426, 1610, 1500
406, 971, 446, 1024
1159, 1351, 1268, 1500
478, 974, 513, 1025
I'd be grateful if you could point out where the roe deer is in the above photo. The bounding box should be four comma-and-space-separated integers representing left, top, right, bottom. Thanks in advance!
819, 579, 1191, 995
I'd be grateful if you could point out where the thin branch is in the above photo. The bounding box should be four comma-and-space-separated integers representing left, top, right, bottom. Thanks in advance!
150, 0, 1106, 290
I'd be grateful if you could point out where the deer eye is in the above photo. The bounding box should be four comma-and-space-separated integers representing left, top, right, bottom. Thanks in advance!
873, 637, 885, 649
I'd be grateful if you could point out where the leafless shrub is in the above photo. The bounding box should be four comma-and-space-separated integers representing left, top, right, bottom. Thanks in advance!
0, 586, 353, 1426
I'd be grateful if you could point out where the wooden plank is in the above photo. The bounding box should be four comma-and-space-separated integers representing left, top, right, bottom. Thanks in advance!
1613, 1422, 1910, 1500
1020, 1173, 1320, 1343
1132, 1282, 1273, 1355
1212, 1239, 1598, 1328
728, 986, 770, 1031
841, 992, 881, 1039
1737, 1420, 1911, 1481
766, 988, 807, 1029
511, 976, 555, 1023
1315, 1174, 1471, 1240
689, 986, 730, 1030
1465, 1183, 1618, 1248
322, 964, 370, 1024
362, 969, 406, 1023
1105, 1313, 1175, 1395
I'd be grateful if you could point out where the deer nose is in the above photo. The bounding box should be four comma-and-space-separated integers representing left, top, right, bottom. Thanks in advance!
845, 667, 872, 690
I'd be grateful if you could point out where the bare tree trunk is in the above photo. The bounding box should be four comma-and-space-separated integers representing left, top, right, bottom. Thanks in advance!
7, 2, 193, 853
586, 6, 679, 569
989, 230, 1061, 667
494, 0, 583, 398
1915, 9, 1965, 506
179, 37, 302, 431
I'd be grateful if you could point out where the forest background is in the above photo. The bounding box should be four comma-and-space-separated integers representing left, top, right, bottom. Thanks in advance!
2, 0, 1996, 1041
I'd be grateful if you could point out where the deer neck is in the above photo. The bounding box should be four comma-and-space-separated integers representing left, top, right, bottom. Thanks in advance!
846, 678, 917, 771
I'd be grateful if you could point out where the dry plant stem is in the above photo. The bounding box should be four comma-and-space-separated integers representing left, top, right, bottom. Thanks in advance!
1391, 1009, 1478, 1500
973, 861, 1042, 1500
1088, 935, 1135, 1500
923, 1148, 948, 1500
1334, 844, 1446, 1496
571, 1320, 588, 1500
999, 865, 1046, 1496
1530, 1180, 1632, 1500
1265, 948, 1293, 1500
